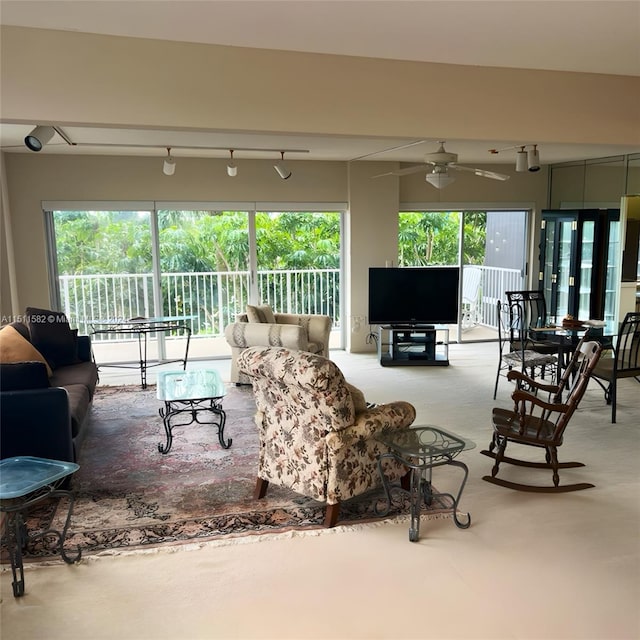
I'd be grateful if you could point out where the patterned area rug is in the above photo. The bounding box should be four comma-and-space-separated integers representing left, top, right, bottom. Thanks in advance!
7, 384, 452, 560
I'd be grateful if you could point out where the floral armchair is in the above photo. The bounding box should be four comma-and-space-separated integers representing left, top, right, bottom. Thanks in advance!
225, 304, 332, 384
237, 346, 417, 527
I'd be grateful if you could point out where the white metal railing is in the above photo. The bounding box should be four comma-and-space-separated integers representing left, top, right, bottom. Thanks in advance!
475, 265, 524, 328
59, 266, 518, 341
59, 269, 340, 340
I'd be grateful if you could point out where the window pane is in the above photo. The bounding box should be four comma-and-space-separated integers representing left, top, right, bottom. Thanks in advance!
254, 211, 341, 322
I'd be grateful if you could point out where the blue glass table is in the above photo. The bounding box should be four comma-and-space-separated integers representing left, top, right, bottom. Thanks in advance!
0, 456, 81, 597
156, 369, 231, 454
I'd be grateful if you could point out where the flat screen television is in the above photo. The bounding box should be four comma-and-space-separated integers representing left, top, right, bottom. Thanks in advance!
368, 266, 460, 325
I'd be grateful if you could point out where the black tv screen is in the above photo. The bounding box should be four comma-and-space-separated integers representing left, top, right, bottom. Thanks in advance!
368, 267, 460, 325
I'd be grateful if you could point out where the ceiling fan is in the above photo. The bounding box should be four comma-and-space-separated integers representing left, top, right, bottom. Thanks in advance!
372, 141, 510, 188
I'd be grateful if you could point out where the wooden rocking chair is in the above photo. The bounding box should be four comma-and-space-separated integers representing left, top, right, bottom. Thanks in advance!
481, 339, 603, 492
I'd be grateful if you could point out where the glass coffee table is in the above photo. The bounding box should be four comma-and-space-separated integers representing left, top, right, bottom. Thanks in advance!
156, 369, 232, 454
0, 456, 82, 597
376, 426, 475, 542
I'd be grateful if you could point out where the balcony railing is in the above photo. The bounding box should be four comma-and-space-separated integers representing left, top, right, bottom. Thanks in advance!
59, 269, 340, 340
59, 265, 521, 342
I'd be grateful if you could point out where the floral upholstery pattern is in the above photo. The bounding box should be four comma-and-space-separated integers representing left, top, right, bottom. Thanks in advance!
238, 346, 416, 506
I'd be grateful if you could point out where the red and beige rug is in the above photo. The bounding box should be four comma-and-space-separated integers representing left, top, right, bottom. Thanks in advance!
8, 383, 452, 560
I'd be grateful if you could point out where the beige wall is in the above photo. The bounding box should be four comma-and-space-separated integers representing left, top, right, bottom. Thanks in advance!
2, 26, 639, 146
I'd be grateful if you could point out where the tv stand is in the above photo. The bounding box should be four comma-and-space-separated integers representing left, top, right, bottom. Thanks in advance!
378, 325, 449, 367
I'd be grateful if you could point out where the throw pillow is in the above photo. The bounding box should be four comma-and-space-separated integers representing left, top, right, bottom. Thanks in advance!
246, 304, 276, 324
0, 324, 53, 376
25, 306, 79, 369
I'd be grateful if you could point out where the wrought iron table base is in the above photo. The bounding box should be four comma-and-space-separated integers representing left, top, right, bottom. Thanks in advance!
2, 488, 81, 597
158, 397, 232, 454
376, 453, 471, 542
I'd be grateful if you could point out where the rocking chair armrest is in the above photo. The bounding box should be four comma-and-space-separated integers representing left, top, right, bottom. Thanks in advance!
507, 370, 560, 394
511, 389, 570, 413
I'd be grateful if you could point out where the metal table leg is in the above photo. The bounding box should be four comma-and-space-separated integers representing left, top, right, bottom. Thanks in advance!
2, 488, 81, 597
375, 452, 471, 542
158, 398, 232, 454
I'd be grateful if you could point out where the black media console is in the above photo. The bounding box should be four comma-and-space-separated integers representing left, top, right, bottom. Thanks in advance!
378, 325, 450, 367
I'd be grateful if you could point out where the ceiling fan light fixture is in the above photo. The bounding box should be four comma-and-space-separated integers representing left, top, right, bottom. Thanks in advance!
515, 147, 528, 172
274, 151, 292, 180
24, 125, 55, 151
527, 145, 541, 172
163, 147, 176, 176
226, 150, 238, 177
426, 168, 454, 189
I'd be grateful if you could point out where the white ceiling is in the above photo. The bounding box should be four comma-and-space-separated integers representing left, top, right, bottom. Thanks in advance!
1, 0, 639, 166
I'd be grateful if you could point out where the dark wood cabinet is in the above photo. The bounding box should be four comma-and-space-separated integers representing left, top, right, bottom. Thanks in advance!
538, 209, 621, 322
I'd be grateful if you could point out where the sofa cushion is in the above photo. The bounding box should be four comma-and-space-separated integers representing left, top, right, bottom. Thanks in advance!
25, 306, 79, 370
306, 341, 323, 354
0, 324, 53, 376
63, 383, 92, 437
0, 361, 51, 391
50, 361, 100, 399
246, 304, 276, 324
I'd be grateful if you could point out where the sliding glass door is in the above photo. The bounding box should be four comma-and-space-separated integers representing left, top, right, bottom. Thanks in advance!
255, 210, 341, 319
46, 203, 344, 362
398, 209, 528, 342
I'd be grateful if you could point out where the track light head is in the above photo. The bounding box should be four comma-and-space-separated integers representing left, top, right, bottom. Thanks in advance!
527, 145, 541, 172
425, 166, 454, 189
163, 147, 176, 176
227, 150, 238, 177
515, 147, 528, 172
274, 151, 292, 180
24, 125, 55, 152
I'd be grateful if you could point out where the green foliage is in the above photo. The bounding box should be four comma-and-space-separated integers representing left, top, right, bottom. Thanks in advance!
54, 210, 340, 274
54, 211, 152, 274
399, 211, 486, 266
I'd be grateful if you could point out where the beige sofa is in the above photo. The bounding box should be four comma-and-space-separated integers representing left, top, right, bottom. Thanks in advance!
224, 306, 332, 384
237, 346, 416, 526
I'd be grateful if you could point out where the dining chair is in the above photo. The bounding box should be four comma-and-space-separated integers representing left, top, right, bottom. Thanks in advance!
482, 339, 603, 492
493, 300, 557, 399
591, 311, 640, 423
505, 290, 558, 357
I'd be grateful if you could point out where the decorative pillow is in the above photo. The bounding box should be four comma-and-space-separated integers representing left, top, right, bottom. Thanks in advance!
345, 382, 368, 414
0, 325, 53, 376
246, 304, 276, 324
25, 306, 79, 369
9, 321, 31, 341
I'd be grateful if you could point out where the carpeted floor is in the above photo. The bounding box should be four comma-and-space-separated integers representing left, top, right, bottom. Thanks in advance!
2, 346, 638, 640
17, 383, 450, 559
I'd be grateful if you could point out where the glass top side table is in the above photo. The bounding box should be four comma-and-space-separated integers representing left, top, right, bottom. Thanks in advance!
156, 369, 231, 454
0, 456, 81, 597
376, 426, 475, 542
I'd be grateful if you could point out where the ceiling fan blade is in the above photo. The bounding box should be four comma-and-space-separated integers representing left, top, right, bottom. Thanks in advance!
371, 164, 427, 178
450, 164, 510, 181
350, 139, 428, 162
